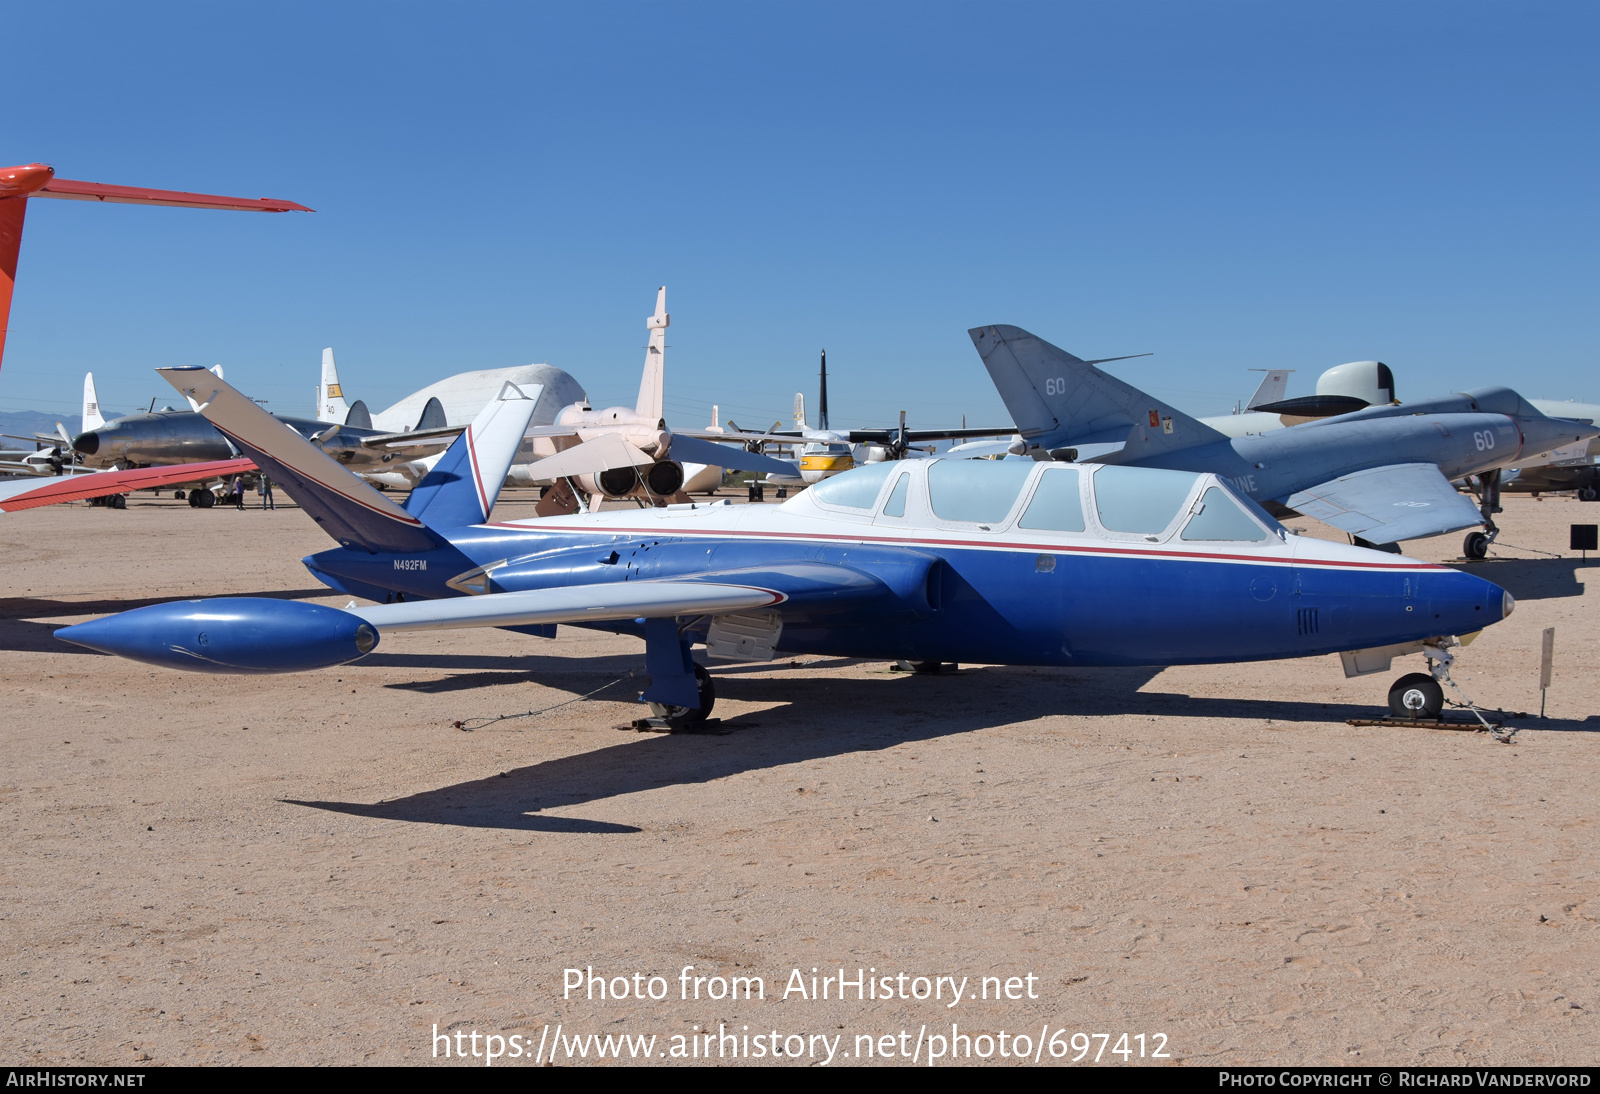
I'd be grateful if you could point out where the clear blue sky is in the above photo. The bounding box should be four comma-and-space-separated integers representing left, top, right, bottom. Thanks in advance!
3, 0, 1595, 432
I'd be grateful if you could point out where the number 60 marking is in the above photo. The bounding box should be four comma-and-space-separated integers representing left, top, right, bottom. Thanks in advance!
1044, 377, 1067, 396
1474, 430, 1496, 451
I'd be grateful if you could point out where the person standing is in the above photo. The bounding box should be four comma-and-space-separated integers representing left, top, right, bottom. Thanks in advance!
261, 475, 275, 511
233, 477, 245, 510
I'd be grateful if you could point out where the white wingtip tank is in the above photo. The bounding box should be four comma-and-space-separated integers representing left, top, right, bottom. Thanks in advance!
318, 347, 350, 423
635, 287, 668, 423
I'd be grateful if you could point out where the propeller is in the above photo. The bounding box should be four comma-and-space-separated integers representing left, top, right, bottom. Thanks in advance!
882, 411, 935, 461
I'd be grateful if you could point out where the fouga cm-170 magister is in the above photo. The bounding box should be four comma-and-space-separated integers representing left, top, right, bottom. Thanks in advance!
58, 365, 1516, 726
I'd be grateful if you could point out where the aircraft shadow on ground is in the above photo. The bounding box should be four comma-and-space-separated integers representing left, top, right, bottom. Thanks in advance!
1445, 558, 1591, 600
0, 588, 334, 654
288, 665, 1437, 834
371, 653, 867, 691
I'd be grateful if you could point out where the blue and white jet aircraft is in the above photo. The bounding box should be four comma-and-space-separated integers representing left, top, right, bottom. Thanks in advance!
58, 366, 1516, 725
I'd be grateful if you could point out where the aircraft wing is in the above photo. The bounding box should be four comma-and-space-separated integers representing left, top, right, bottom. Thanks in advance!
348, 581, 786, 633
944, 438, 1019, 459
519, 434, 656, 481
0, 457, 255, 513
1281, 462, 1485, 545
674, 428, 793, 444
664, 434, 802, 476
844, 427, 1019, 443
33, 177, 313, 213
356, 424, 466, 450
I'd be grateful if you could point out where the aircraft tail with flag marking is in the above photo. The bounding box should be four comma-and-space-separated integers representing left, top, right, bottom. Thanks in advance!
969, 324, 1227, 457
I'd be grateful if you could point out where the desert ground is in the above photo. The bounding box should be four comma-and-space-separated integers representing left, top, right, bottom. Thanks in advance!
1, 487, 1595, 1067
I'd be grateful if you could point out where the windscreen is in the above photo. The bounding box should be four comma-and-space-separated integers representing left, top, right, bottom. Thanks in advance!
1092, 466, 1201, 534
807, 461, 897, 509
1179, 487, 1269, 541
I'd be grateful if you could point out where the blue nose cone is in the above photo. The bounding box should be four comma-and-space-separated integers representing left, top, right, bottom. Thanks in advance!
1423, 567, 1513, 637
57, 597, 379, 674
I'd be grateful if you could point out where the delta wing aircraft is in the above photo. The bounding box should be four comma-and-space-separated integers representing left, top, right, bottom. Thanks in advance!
510, 287, 797, 515
970, 326, 1598, 560
60, 365, 1514, 726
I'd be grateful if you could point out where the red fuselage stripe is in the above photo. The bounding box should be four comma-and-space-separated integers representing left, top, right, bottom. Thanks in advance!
480, 520, 1443, 571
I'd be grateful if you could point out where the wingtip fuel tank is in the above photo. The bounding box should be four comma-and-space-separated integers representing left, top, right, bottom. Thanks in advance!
56, 598, 378, 674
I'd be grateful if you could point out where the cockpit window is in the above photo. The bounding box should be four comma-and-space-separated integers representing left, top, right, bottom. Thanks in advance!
1016, 469, 1084, 532
881, 472, 910, 517
1461, 386, 1539, 418
1092, 466, 1201, 534
1179, 487, 1269, 542
807, 461, 897, 509
927, 459, 1036, 523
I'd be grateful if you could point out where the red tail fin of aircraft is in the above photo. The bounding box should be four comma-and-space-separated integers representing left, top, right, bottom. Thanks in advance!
0, 162, 311, 376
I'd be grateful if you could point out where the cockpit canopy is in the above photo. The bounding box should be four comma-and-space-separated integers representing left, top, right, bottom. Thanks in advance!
799, 458, 1281, 543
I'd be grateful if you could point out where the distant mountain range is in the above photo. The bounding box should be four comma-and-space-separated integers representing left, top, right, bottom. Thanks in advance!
0, 410, 87, 446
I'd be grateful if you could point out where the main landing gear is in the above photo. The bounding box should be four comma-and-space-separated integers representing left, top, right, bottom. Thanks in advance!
636, 619, 716, 729
645, 663, 716, 727
1462, 469, 1502, 561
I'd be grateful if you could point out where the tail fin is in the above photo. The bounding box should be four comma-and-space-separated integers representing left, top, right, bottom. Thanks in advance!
793, 392, 809, 430
344, 400, 372, 429
634, 286, 668, 421
318, 348, 349, 423
413, 396, 447, 431
404, 381, 539, 528
968, 325, 1226, 457
158, 366, 440, 554
81, 373, 105, 431
1245, 369, 1292, 410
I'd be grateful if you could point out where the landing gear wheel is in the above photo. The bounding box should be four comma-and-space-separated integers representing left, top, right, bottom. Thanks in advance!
1463, 531, 1490, 561
1581, 485, 1599, 502
197, 490, 216, 509
646, 664, 715, 727
173, 490, 185, 501
109, 494, 127, 510
1388, 673, 1444, 720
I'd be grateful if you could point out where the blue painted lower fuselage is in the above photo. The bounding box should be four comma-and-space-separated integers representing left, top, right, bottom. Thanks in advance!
304, 523, 1504, 668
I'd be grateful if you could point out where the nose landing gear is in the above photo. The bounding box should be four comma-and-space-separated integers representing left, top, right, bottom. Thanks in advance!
1462, 469, 1502, 561
1388, 673, 1444, 719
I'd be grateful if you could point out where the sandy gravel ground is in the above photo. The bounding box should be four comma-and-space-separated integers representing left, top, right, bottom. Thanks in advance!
0, 487, 1595, 1067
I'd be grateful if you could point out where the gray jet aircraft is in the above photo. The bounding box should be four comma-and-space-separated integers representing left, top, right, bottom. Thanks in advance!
970, 325, 1598, 559
71, 394, 457, 492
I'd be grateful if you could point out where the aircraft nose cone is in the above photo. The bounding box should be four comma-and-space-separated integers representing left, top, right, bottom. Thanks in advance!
71, 432, 99, 455
55, 618, 115, 654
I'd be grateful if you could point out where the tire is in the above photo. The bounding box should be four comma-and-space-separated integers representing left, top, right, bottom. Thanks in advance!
109, 494, 127, 510
647, 664, 716, 726
173, 490, 185, 501
197, 490, 216, 509
1463, 531, 1490, 560
188, 491, 201, 507
1388, 673, 1444, 720
1580, 485, 1599, 502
